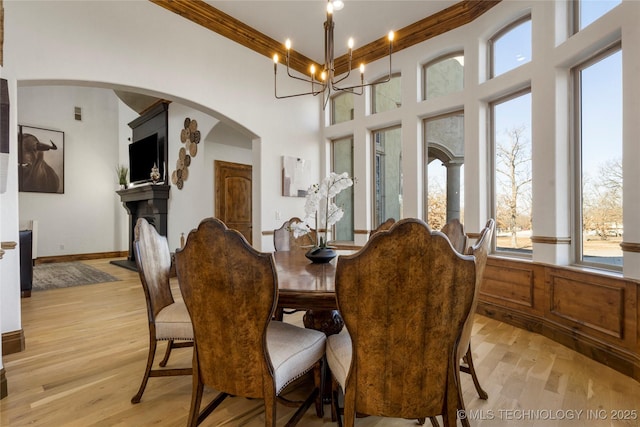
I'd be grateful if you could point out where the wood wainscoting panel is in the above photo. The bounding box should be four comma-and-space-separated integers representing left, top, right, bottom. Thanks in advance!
547, 269, 625, 340
479, 256, 640, 381
480, 257, 540, 311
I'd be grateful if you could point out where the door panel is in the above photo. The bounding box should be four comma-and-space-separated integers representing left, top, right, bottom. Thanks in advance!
215, 160, 252, 244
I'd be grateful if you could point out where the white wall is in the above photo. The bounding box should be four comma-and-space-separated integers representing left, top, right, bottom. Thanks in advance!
17, 86, 125, 257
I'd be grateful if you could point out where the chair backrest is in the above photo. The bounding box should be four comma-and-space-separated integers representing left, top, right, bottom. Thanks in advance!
335, 218, 476, 419
457, 218, 495, 358
175, 217, 277, 398
274, 217, 317, 251
134, 218, 174, 320
369, 217, 395, 238
440, 218, 468, 254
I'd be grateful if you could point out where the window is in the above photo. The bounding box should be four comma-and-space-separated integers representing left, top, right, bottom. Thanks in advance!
574, 0, 620, 32
331, 92, 354, 125
373, 126, 402, 227
491, 90, 532, 254
372, 74, 401, 114
489, 16, 532, 78
573, 45, 622, 269
332, 136, 354, 241
424, 112, 465, 230
423, 53, 464, 100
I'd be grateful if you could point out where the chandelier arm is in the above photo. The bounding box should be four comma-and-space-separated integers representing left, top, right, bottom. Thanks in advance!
275, 74, 327, 99
331, 70, 352, 85
333, 86, 363, 96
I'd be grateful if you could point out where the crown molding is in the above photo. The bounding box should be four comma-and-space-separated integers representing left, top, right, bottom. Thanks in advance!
149, 0, 501, 76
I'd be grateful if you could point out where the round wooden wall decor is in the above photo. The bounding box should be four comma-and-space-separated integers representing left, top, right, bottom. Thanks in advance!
172, 117, 200, 190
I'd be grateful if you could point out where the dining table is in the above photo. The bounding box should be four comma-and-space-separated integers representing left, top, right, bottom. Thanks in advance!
273, 249, 355, 335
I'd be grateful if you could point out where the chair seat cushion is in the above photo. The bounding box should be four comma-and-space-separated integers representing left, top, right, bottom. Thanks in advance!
326, 329, 352, 389
267, 321, 326, 395
155, 301, 194, 340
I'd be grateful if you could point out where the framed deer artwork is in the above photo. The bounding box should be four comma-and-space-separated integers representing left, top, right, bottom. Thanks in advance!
18, 125, 65, 194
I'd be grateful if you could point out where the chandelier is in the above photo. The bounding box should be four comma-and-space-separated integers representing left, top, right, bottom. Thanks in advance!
273, 0, 394, 109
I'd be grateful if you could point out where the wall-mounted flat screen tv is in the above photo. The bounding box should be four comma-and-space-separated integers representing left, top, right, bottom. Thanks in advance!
128, 133, 164, 184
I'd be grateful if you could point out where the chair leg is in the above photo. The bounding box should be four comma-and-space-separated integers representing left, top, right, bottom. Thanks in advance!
187, 376, 204, 427
131, 336, 157, 404
314, 359, 325, 418
464, 346, 488, 399
159, 339, 174, 367
330, 376, 345, 427
343, 387, 356, 427
429, 417, 440, 427
264, 391, 278, 427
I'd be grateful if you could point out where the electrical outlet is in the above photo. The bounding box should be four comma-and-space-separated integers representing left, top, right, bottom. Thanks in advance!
59, 244, 64, 250
275, 211, 281, 220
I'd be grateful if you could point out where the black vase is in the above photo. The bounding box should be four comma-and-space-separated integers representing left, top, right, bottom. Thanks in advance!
305, 247, 337, 264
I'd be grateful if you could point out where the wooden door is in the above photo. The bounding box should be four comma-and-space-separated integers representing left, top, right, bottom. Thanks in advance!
215, 160, 252, 244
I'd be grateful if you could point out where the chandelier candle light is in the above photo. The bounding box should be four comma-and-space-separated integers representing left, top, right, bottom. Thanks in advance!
273, 0, 394, 109
291, 172, 353, 263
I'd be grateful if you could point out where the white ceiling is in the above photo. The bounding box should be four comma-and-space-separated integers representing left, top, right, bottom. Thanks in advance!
207, 1, 459, 63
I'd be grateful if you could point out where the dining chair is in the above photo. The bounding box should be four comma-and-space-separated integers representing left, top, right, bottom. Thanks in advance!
440, 218, 468, 254
454, 218, 495, 427
131, 218, 193, 404
175, 217, 326, 427
326, 218, 477, 427
273, 217, 317, 319
274, 217, 317, 251
369, 217, 395, 238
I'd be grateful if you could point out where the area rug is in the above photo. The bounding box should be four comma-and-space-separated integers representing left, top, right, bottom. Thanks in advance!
32, 262, 120, 291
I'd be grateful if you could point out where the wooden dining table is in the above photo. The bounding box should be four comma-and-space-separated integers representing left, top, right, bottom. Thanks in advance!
273, 249, 355, 335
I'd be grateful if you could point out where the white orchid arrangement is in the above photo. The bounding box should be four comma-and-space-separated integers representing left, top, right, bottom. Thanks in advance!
290, 172, 354, 248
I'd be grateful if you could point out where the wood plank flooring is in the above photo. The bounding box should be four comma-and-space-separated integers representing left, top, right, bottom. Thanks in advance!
1, 258, 638, 426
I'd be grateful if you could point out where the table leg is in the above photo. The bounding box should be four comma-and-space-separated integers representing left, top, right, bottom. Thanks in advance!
302, 309, 344, 335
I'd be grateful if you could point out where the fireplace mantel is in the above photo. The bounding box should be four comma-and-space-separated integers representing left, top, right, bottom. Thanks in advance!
112, 183, 170, 271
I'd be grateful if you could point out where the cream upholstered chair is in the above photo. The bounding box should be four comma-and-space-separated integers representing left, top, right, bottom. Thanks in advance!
131, 218, 193, 404
326, 218, 477, 427
175, 217, 326, 427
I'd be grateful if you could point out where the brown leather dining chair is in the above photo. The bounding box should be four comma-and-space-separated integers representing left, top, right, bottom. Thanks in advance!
326, 218, 477, 427
131, 218, 193, 404
175, 217, 326, 427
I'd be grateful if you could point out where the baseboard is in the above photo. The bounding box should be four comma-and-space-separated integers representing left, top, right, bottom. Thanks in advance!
1, 329, 25, 356
35, 251, 128, 265
0, 368, 7, 399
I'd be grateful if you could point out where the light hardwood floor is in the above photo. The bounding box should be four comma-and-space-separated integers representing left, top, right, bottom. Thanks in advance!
1, 258, 638, 426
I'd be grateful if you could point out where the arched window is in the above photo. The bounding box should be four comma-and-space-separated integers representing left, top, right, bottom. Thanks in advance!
573, 0, 620, 32
423, 52, 464, 101
489, 15, 531, 78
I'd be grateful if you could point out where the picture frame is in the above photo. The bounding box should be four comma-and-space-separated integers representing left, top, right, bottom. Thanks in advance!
282, 155, 312, 197
18, 125, 65, 194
